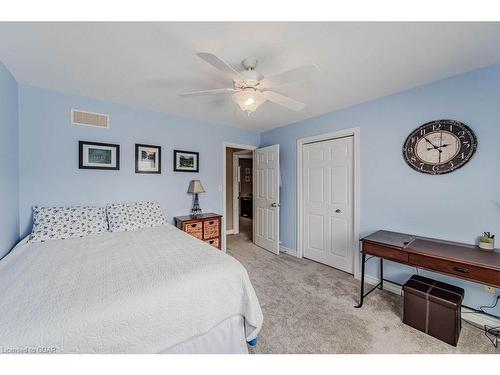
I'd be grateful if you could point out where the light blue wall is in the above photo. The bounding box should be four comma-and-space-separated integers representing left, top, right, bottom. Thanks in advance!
11, 63, 500, 315
0, 62, 19, 258
261, 63, 500, 315
18, 85, 260, 237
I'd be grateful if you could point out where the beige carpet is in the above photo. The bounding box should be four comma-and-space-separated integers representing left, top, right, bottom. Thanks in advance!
227, 220, 498, 354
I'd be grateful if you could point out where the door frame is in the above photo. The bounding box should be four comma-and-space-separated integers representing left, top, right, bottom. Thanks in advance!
232, 151, 253, 235
222, 142, 257, 252
296, 127, 361, 279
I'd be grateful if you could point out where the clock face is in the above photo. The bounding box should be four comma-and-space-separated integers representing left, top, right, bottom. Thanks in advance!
403, 120, 477, 175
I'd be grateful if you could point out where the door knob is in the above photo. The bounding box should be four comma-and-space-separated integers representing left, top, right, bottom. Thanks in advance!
271, 202, 280, 208
335, 209, 342, 213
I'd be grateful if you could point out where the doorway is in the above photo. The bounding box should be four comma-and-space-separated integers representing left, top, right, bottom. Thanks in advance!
297, 128, 360, 277
223, 142, 280, 254
230, 149, 253, 238
224, 145, 255, 251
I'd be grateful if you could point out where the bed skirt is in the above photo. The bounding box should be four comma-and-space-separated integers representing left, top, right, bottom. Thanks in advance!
160, 315, 249, 354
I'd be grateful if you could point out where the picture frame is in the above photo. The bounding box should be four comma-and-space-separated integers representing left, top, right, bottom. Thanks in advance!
173, 150, 199, 172
135, 144, 161, 174
79, 141, 120, 170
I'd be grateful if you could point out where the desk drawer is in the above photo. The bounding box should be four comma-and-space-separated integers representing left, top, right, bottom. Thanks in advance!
409, 253, 500, 287
363, 242, 408, 263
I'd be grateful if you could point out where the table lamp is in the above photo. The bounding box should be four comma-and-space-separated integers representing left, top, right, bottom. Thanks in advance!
187, 180, 205, 218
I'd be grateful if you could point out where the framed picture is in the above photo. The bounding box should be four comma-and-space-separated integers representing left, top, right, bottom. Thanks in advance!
173, 150, 199, 172
245, 167, 251, 174
135, 144, 161, 174
79, 141, 120, 170
245, 175, 251, 182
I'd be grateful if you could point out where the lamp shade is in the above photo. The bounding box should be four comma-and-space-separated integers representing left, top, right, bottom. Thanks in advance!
187, 180, 205, 194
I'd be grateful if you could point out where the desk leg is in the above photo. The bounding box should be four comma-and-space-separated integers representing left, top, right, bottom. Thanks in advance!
379, 258, 383, 290
354, 252, 366, 308
355, 252, 384, 308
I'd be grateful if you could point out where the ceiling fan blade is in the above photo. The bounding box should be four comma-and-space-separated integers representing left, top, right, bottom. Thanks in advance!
260, 64, 319, 88
262, 91, 306, 111
196, 52, 242, 81
178, 88, 236, 97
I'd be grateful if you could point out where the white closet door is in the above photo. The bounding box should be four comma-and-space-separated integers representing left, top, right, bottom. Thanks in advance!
253, 144, 280, 254
303, 136, 354, 273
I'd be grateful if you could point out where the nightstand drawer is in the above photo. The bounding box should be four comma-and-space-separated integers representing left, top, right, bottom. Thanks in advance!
183, 221, 203, 239
205, 238, 220, 249
204, 219, 220, 239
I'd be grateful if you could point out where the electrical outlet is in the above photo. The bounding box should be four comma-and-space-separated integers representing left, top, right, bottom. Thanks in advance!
484, 285, 496, 294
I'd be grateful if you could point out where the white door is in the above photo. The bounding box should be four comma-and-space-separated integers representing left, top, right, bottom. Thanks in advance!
253, 144, 280, 254
302, 136, 354, 273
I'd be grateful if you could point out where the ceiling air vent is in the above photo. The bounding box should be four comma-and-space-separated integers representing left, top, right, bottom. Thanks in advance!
71, 109, 109, 129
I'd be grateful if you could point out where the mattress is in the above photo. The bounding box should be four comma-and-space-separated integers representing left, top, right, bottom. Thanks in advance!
0, 224, 263, 353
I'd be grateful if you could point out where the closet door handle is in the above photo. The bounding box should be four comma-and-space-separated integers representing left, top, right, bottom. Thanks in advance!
453, 266, 470, 274
335, 209, 342, 214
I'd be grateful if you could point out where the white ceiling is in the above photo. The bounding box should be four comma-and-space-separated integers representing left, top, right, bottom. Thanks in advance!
1, 22, 500, 131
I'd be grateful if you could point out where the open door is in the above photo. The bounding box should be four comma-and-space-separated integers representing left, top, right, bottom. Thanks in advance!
253, 144, 280, 254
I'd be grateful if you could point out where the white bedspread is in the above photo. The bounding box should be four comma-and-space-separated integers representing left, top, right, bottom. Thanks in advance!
0, 224, 263, 353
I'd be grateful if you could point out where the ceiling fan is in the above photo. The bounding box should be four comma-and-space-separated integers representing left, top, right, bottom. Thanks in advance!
179, 53, 319, 115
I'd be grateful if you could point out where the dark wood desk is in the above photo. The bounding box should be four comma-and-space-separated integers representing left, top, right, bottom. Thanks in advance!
356, 230, 500, 308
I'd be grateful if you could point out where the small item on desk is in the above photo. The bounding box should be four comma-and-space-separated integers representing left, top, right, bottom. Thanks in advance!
478, 232, 495, 251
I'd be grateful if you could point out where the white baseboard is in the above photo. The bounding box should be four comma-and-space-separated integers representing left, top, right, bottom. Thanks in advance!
280, 245, 297, 257
364, 274, 402, 296
226, 229, 235, 235
461, 306, 500, 329
364, 275, 500, 328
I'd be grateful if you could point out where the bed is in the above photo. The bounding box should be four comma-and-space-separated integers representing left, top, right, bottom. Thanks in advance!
0, 223, 263, 353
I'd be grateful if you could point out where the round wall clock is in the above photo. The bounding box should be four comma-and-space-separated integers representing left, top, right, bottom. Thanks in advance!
403, 119, 477, 175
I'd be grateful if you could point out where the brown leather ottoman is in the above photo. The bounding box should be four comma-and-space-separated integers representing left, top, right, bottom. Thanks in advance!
403, 275, 464, 346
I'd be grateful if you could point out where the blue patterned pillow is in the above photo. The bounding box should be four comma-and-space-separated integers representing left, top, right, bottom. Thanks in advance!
106, 201, 166, 232
29, 206, 108, 243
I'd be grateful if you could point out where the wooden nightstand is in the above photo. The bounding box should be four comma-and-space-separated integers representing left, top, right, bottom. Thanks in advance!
174, 213, 222, 250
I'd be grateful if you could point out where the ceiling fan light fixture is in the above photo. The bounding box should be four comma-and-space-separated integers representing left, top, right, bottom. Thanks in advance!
232, 89, 266, 114
180, 53, 314, 114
